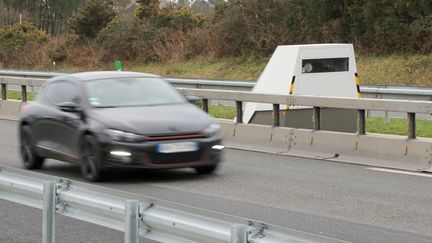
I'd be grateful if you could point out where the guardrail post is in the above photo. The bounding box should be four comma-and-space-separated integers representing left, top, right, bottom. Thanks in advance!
273, 104, 280, 127
385, 111, 390, 124
357, 110, 366, 135
42, 181, 56, 243
1, 83, 6, 100
231, 224, 248, 243
202, 98, 209, 113
312, 106, 320, 130
125, 200, 140, 243
407, 112, 416, 139
236, 101, 243, 123
21, 85, 27, 102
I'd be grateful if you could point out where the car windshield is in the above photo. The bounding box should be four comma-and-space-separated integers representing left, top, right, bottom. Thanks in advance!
84, 77, 186, 107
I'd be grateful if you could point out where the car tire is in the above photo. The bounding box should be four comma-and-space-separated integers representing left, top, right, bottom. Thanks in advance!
20, 125, 45, 170
194, 164, 218, 174
81, 135, 104, 182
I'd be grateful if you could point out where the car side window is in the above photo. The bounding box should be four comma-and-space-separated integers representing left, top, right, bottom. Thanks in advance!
44, 82, 81, 105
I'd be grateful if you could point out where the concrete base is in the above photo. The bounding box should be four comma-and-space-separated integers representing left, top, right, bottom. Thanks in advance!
0, 100, 24, 120
219, 120, 432, 172
2, 101, 432, 172
249, 108, 358, 133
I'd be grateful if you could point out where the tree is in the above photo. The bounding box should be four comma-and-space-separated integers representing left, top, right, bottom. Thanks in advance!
70, 0, 116, 38
1, 0, 84, 35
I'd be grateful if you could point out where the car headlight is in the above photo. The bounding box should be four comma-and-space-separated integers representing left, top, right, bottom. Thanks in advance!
203, 123, 221, 137
105, 129, 143, 143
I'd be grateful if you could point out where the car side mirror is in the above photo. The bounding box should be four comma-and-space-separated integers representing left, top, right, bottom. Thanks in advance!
58, 101, 81, 112
186, 96, 200, 104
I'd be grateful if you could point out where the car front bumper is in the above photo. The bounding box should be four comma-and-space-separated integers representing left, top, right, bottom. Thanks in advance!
98, 136, 223, 169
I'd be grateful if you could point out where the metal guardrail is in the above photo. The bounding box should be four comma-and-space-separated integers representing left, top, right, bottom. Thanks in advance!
0, 70, 67, 78
1, 69, 432, 99
0, 165, 344, 243
1, 70, 432, 138
177, 88, 432, 139
361, 86, 432, 96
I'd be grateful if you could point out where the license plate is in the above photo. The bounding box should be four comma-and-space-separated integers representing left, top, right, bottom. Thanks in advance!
156, 142, 198, 153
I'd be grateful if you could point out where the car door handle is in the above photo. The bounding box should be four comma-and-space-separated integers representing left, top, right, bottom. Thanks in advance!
44, 115, 54, 119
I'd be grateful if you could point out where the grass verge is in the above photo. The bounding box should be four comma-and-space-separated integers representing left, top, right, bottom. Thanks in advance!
206, 105, 432, 138
208, 105, 236, 120
37, 54, 432, 87
366, 117, 432, 138
127, 54, 432, 87
356, 55, 432, 87
129, 56, 267, 81
6, 91, 35, 101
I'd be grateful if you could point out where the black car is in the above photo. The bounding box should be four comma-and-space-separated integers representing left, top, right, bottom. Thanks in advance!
19, 71, 223, 181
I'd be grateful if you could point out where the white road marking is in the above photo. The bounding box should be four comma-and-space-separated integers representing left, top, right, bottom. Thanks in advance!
367, 167, 432, 178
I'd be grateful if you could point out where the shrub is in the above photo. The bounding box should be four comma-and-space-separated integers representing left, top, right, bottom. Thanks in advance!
0, 21, 50, 68
0, 21, 49, 51
48, 43, 67, 64
153, 5, 207, 31
97, 4, 209, 63
211, 2, 253, 57
136, 0, 160, 19
97, 16, 152, 61
65, 40, 105, 69
152, 29, 200, 62
408, 15, 432, 53
184, 28, 216, 58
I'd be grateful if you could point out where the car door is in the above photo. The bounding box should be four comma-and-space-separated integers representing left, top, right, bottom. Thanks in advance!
32, 83, 62, 151
38, 81, 84, 159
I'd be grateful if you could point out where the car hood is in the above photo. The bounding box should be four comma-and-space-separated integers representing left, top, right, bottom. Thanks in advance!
89, 103, 213, 135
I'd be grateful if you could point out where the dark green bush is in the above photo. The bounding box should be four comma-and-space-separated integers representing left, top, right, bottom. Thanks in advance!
212, 0, 432, 56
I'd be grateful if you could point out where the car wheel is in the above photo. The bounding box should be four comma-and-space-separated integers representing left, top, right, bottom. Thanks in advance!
81, 135, 103, 182
20, 126, 44, 169
194, 164, 218, 174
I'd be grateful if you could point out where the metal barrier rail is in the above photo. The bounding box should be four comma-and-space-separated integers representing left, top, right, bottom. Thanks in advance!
0, 165, 344, 243
178, 88, 432, 139
1, 70, 432, 139
2, 69, 432, 99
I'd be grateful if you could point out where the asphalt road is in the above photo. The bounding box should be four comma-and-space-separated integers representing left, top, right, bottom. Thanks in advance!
1, 119, 432, 242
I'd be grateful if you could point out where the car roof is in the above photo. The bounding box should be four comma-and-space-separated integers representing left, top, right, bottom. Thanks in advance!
71, 71, 160, 80
49, 71, 161, 82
